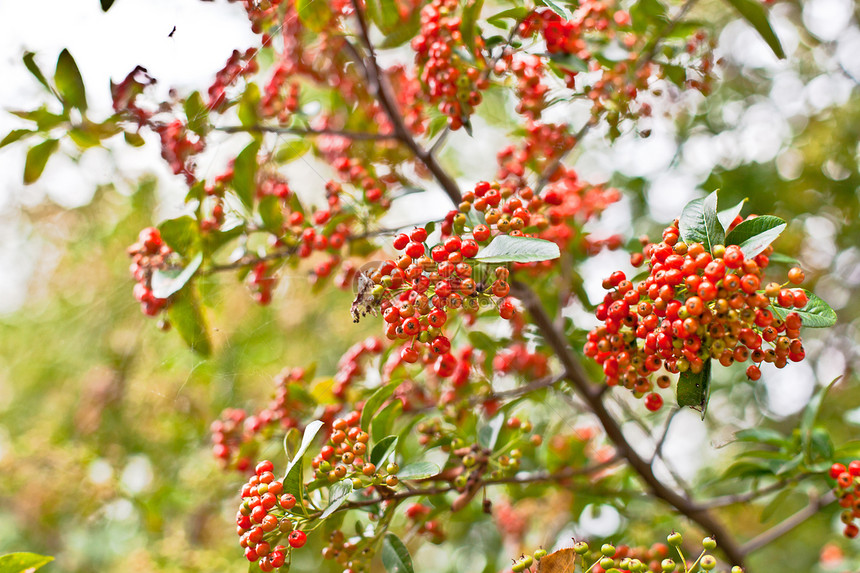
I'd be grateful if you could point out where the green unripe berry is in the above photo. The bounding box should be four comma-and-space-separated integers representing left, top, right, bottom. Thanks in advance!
601, 543, 615, 557
599, 557, 615, 569
574, 541, 590, 554
732, 567, 744, 573
521, 555, 533, 568
667, 531, 683, 546
454, 475, 467, 488
700, 555, 717, 570
386, 462, 399, 474
702, 536, 717, 551
371, 285, 385, 299
661, 558, 676, 572
534, 549, 547, 560
712, 244, 726, 258
319, 460, 332, 472
511, 560, 526, 573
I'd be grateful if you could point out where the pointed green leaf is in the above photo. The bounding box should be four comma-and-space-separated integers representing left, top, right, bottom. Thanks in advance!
0, 129, 36, 149
379, 11, 422, 48
801, 376, 840, 458
734, 428, 789, 448
257, 195, 284, 233
371, 400, 402, 439
679, 190, 723, 251
54, 49, 87, 111
23, 52, 53, 93
274, 139, 311, 164
233, 139, 260, 210
23, 138, 59, 184
184, 91, 209, 136
770, 290, 837, 328
158, 216, 198, 255
370, 435, 398, 467
474, 235, 560, 263
361, 380, 400, 431
486, 7, 530, 29
381, 533, 414, 573
540, 0, 571, 19
151, 253, 203, 299
676, 359, 711, 416
478, 413, 504, 450
167, 287, 211, 356
397, 462, 440, 480
724, 215, 786, 259
320, 479, 353, 519
283, 420, 325, 499
238, 83, 260, 127
717, 197, 746, 232
461, 0, 485, 55
721, 0, 785, 59
0, 552, 54, 573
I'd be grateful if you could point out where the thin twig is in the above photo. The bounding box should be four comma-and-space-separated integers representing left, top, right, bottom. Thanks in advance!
700, 473, 813, 510
739, 490, 836, 556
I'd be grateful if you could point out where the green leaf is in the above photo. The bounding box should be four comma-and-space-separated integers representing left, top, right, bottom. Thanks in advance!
233, 139, 261, 210
461, 0, 485, 55
370, 435, 398, 467
124, 131, 146, 147
283, 420, 325, 499
371, 400, 402, 439
474, 235, 560, 263
801, 377, 841, 459
361, 380, 400, 431
68, 127, 101, 149
23, 52, 53, 93
297, 0, 333, 32
184, 91, 209, 136
151, 253, 203, 299
0, 552, 54, 573
258, 195, 284, 233
679, 190, 723, 251
380, 10, 422, 48
167, 288, 211, 356
486, 7, 530, 29
274, 139, 311, 164
320, 480, 353, 519
548, 52, 589, 73
734, 428, 789, 448
724, 215, 786, 259
676, 359, 711, 417
381, 533, 414, 573
397, 462, 440, 480
100, 0, 117, 10
377, 0, 400, 33
766, 252, 800, 266
238, 83, 260, 127
478, 413, 504, 450
722, 460, 776, 480
717, 197, 746, 232
158, 216, 198, 255
23, 139, 59, 184
539, 0, 571, 19
0, 129, 36, 149
771, 290, 837, 328
721, 0, 785, 59
467, 331, 496, 352
11, 108, 68, 131
54, 49, 87, 111
760, 488, 792, 522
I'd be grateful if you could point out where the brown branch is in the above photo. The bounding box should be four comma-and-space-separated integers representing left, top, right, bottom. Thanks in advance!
739, 490, 836, 556
510, 281, 746, 568
347, 0, 463, 205
216, 124, 400, 141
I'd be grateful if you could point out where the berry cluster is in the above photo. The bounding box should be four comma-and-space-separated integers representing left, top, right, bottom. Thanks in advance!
127, 227, 172, 317
333, 337, 384, 398
366, 225, 516, 373
411, 0, 487, 129
830, 461, 860, 538
585, 218, 809, 409
320, 528, 376, 572
237, 460, 307, 571
208, 48, 259, 111
155, 119, 205, 184
212, 368, 309, 470
310, 412, 401, 487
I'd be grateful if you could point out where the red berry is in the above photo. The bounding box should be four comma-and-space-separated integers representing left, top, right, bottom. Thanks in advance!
406, 242, 425, 258
393, 233, 409, 250
288, 530, 307, 548
255, 460, 274, 476
645, 393, 663, 411
410, 228, 428, 243
849, 461, 860, 477
831, 463, 848, 479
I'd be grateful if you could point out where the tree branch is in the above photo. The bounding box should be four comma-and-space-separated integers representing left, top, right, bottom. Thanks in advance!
347, 0, 463, 205
511, 281, 746, 568
739, 490, 836, 556
699, 474, 813, 510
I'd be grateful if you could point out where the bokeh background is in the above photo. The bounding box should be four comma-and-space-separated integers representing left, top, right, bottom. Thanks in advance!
1, 0, 859, 571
